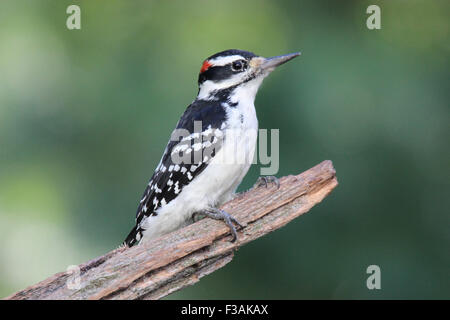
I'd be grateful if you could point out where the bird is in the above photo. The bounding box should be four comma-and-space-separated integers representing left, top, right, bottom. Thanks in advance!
124, 49, 300, 247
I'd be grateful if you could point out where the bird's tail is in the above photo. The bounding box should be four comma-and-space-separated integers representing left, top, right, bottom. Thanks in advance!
123, 226, 142, 247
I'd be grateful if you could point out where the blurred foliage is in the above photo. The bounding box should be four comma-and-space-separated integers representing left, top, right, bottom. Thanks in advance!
0, 0, 448, 299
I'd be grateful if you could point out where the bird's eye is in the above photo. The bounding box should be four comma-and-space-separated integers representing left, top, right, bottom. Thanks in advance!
231, 60, 247, 72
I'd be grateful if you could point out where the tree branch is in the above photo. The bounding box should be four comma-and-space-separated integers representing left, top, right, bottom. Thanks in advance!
6, 160, 338, 300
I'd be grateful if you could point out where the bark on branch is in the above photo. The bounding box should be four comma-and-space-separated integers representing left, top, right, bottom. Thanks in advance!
6, 160, 338, 300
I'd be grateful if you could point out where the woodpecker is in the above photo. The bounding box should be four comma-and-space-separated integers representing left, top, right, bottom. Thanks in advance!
124, 49, 300, 246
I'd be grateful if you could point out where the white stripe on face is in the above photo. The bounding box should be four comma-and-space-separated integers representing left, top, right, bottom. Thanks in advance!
208, 55, 245, 67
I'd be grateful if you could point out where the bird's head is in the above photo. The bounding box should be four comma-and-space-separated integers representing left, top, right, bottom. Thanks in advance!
197, 49, 300, 100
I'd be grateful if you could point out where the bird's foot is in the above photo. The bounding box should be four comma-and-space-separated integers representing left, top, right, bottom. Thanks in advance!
254, 176, 280, 189
194, 208, 244, 242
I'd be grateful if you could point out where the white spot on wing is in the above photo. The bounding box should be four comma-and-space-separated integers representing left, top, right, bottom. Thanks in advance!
192, 143, 202, 151
202, 127, 213, 136
172, 144, 188, 155
203, 141, 211, 148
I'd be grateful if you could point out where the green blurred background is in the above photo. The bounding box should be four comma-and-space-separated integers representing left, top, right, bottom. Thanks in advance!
0, 0, 448, 299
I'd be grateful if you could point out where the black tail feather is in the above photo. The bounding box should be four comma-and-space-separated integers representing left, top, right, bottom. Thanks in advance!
123, 226, 141, 247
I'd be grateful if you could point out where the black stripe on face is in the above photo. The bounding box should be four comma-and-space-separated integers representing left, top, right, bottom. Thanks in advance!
198, 65, 235, 84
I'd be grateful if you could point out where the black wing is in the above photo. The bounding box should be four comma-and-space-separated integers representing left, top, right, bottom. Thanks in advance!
124, 99, 228, 246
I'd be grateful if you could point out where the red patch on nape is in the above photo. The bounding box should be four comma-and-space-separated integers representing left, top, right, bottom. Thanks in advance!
200, 60, 212, 73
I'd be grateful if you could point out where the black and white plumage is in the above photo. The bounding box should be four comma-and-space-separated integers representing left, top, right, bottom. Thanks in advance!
124, 49, 300, 246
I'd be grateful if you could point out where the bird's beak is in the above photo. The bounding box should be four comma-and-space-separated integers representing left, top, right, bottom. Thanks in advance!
259, 52, 301, 72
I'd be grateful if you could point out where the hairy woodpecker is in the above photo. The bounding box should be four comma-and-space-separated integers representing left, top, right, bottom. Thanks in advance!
124, 49, 300, 246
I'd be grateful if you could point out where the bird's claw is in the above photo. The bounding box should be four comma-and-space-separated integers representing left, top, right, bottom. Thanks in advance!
199, 208, 244, 242
254, 176, 280, 189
